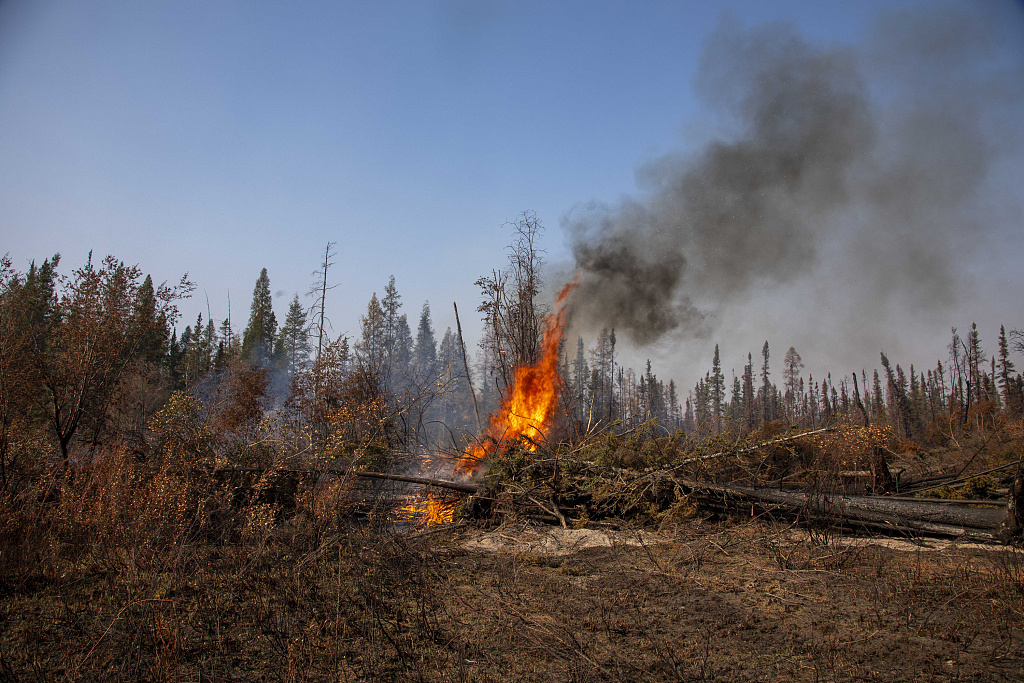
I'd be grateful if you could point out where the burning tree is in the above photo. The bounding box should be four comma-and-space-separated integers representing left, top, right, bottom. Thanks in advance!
476, 211, 546, 399
457, 280, 576, 475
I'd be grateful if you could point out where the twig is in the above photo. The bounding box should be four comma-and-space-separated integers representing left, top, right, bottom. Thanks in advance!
75, 598, 178, 674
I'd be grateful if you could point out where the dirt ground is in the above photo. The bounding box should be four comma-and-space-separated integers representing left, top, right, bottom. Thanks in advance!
2, 517, 1023, 682
441, 521, 1024, 682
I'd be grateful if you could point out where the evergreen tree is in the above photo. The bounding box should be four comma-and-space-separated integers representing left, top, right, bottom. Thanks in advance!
216, 312, 240, 369
967, 323, 987, 406
808, 375, 818, 427
644, 360, 665, 424
356, 292, 387, 376
729, 372, 742, 424
133, 275, 165, 362
438, 327, 474, 434
760, 341, 771, 424
241, 268, 277, 364
413, 302, 437, 381
590, 329, 616, 423
683, 393, 694, 434
821, 376, 832, 424
782, 346, 803, 421
881, 353, 912, 438
710, 344, 725, 432
742, 353, 755, 430
668, 379, 681, 430
998, 325, 1016, 410
392, 314, 413, 387
949, 327, 965, 419
181, 314, 212, 386
872, 369, 885, 420
571, 336, 589, 422
276, 294, 310, 374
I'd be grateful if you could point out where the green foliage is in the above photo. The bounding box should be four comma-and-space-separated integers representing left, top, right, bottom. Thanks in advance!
241, 267, 277, 363
276, 293, 310, 373
919, 475, 999, 501
484, 438, 534, 484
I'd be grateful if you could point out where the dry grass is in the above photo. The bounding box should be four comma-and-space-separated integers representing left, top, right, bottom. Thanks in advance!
2, 442, 1024, 682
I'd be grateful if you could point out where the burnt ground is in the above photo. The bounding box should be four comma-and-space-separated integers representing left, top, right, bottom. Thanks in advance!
2, 516, 1023, 682
443, 521, 1024, 682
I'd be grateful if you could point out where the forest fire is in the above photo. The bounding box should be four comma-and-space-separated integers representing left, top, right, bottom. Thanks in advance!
395, 279, 576, 527
456, 279, 578, 476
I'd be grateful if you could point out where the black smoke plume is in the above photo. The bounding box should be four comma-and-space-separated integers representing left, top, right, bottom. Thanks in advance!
564, 5, 1022, 346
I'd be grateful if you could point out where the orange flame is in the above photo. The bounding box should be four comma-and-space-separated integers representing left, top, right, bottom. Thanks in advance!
456, 279, 578, 475
395, 492, 458, 527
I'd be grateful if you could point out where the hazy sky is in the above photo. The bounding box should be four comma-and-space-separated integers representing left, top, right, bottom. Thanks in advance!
3, 0, 1023, 391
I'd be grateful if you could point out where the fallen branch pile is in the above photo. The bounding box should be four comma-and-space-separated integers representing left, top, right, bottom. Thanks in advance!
211, 432, 1024, 543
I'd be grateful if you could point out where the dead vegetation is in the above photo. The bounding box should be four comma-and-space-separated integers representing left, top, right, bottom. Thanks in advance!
2, 418, 1024, 681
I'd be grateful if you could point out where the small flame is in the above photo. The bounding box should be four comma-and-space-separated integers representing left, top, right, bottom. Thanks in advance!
457, 279, 578, 475
396, 492, 458, 527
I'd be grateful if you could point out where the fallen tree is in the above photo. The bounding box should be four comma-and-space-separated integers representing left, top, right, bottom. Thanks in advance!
680, 480, 1005, 541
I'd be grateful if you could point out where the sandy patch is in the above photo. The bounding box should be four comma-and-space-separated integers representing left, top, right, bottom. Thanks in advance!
462, 524, 661, 556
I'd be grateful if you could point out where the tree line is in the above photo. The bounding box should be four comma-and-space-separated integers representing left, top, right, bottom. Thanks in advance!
3, 215, 1023, 485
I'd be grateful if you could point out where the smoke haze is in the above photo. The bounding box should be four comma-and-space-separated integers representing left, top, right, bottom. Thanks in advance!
563, 4, 1024, 364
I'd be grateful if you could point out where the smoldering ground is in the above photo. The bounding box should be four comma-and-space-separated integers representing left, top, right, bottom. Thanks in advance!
561, 3, 1024, 368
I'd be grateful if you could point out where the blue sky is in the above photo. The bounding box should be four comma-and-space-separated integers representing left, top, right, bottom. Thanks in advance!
2, 0, 1023, 387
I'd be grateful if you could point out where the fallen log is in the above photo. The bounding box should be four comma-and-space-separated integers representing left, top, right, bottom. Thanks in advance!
352, 470, 480, 494
681, 480, 1004, 541
900, 460, 1022, 495
213, 467, 480, 494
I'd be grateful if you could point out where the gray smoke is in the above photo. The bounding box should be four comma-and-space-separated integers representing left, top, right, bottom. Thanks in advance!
564, 5, 1023, 346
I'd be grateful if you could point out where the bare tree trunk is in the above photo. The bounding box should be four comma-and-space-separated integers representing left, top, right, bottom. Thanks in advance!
852, 371, 869, 427
1001, 466, 1024, 541
454, 302, 482, 433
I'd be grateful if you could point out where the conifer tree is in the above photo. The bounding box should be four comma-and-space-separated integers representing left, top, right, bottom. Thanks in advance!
356, 292, 387, 375
729, 372, 742, 424
998, 325, 1016, 410
276, 294, 310, 374
742, 353, 755, 430
668, 379, 681, 430
241, 268, 277, 364
782, 346, 803, 421
133, 275, 166, 362
967, 323, 986, 406
413, 302, 438, 382
872, 369, 885, 420
571, 336, 589, 422
710, 344, 725, 432
392, 314, 413, 387
760, 341, 771, 424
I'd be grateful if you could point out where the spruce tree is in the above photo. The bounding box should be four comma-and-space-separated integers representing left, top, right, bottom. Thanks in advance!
133, 274, 165, 362
276, 294, 310, 374
413, 302, 437, 381
782, 346, 803, 421
391, 314, 413, 391
710, 345, 724, 432
729, 372, 742, 424
356, 293, 387, 375
241, 268, 277, 364
742, 353, 755, 430
760, 341, 771, 424
571, 336, 589, 421
968, 323, 986, 406
998, 325, 1016, 410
